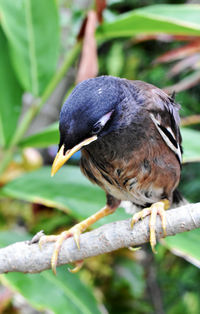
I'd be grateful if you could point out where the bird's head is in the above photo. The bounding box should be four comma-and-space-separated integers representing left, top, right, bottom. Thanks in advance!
51, 76, 123, 176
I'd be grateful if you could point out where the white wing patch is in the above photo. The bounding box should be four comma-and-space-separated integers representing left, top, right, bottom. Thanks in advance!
150, 113, 182, 163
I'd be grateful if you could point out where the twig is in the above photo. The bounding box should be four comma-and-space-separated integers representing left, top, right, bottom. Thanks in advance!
181, 114, 200, 127
0, 203, 199, 274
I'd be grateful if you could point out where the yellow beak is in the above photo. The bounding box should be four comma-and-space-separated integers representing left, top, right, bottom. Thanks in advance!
51, 135, 98, 176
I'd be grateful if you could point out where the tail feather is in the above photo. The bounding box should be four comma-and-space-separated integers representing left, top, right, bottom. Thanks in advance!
171, 189, 189, 208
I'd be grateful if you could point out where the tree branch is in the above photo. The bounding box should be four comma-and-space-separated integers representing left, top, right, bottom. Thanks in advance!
0, 203, 199, 274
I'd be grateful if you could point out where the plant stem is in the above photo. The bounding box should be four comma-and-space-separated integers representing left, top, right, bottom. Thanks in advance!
39, 42, 81, 110
0, 149, 14, 176
0, 41, 81, 177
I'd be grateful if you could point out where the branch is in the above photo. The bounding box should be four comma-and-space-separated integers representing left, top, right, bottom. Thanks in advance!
0, 203, 199, 274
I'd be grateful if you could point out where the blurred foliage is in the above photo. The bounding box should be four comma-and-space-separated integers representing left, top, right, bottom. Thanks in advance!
0, 0, 200, 313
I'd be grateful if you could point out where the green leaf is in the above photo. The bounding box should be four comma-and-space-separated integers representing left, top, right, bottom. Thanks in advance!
19, 122, 59, 148
97, 4, 200, 39
0, 166, 130, 226
0, 28, 23, 147
0, 231, 101, 314
114, 258, 145, 298
106, 42, 124, 77
181, 128, 200, 163
163, 229, 200, 267
0, 231, 31, 246
2, 268, 101, 314
0, 0, 59, 96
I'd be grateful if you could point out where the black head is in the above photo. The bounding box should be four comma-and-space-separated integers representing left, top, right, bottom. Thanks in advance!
59, 76, 124, 152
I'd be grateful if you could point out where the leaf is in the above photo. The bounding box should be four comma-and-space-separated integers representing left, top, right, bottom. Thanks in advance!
106, 42, 124, 77
168, 54, 200, 78
0, 28, 23, 147
97, 4, 200, 39
154, 40, 200, 64
96, 0, 106, 23
163, 229, 200, 268
0, 231, 31, 246
181, 128, 200, 163
0, 166, 130, 226
134, 34, 198, 44
181, 115, 200, 127
0, 231, 101, 314
114, 258, 145, 298
0, 0, 59, 96
164, 70, 200, 93
19, 122, 59, 148
2, 268, 101, 314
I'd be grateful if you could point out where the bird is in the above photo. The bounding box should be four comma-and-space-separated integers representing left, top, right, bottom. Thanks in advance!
39, 75, 184, 274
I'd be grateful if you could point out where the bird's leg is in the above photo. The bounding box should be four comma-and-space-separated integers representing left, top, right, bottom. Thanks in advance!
39, 204, 117, 274
131, 199, 170, 253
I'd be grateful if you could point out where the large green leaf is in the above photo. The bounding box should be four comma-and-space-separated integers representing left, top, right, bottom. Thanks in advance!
19, 122, 59, 148
0, 28, 23, 147
97, 4, 200, 39
181, 128, 200, 163
2, 268, 101, 314
163, 229, 200, 267
0, 231, 101, 314
0, 0, 59, 96
0, 166, 130, 226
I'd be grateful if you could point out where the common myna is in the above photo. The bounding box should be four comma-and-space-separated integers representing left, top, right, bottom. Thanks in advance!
39, 76, 183, 273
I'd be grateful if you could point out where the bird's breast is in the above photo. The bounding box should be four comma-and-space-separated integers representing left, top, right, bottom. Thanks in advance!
80, 127, 181, 207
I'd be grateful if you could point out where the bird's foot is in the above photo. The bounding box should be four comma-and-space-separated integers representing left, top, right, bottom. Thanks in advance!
39, 224, 85, 275
39, 205, 115, 274
131, 199, 170, 253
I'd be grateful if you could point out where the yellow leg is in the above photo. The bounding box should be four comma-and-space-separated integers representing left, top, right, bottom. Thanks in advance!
131, 199, 170, 253
39, 206, 115, 274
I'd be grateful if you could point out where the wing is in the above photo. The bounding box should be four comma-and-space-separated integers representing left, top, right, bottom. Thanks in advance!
150, 87, 182, 164
130, 80, 183, 164
149, 110, 182, 164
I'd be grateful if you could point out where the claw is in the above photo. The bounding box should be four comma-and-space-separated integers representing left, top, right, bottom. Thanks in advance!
158, 207, 167, 237
38, 227, 82, 274
51, 231, 71, 275
38, 205, 116, 274
131, 200, 170, 253
68, 260, 84, 273
73, 228, 81, 249
149, 204, 158, 253
131, 206, 151, 228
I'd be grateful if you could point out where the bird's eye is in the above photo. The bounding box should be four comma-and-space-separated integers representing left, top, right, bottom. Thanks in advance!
91, 110, 114, 135
92, 122, 102, 135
